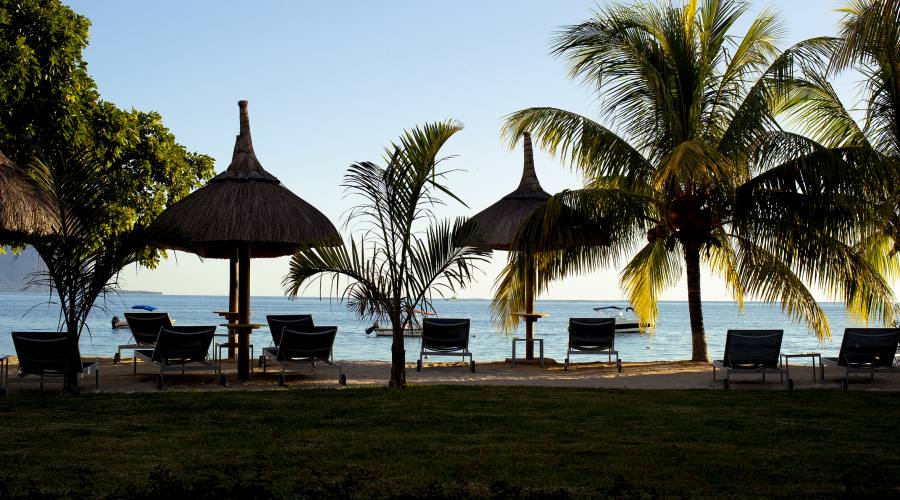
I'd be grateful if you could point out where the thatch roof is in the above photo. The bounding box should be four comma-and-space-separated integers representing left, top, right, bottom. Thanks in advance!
150, 100, 341, 259
0, 150, 55, 240
466, 133, 553, 251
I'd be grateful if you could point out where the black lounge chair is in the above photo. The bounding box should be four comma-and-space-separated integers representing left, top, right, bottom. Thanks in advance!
262, 326, 345, 385
712, 329, 786, 390
565, 318, 621, 371
417, 318, 474, 372
823, 328, 900, 390
115, 312, 173, 364
8, 331, 99, 392
265, 314, 314, 346
134, 326, 220, 389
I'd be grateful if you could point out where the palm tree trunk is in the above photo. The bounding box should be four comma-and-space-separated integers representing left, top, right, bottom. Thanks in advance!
64, 321, 80, 395
683, 243, 709, 362
390, 314, 406, 388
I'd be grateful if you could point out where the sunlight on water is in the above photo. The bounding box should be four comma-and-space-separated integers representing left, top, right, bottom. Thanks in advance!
0, 292, 872, 362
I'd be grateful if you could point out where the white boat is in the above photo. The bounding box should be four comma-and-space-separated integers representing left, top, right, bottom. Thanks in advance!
373, 326, 422, 337
592, 306, 649, 333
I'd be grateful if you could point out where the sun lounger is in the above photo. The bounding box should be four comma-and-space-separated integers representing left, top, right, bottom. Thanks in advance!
261, 326, 345, 385
115, 312, 173, 364
712, 329, 786, 389
134, 326, 220, 389
9, 331, 99, 392
265, 314, 314, 346
823, 328, 900, 390
417, 318, 474, 372
565, 318, 621, 371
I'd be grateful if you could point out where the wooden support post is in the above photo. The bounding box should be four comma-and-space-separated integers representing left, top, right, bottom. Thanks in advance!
227, 253, 238, 359
525, 252, 535, 360
237, 243, 251, 381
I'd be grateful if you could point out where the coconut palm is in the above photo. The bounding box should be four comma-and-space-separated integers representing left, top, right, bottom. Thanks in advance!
502, 0, 894, 362
283, 121, 489, 388
773, 0, 900, 313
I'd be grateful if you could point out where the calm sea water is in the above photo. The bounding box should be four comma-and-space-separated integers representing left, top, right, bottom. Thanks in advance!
0, 292, 874, 362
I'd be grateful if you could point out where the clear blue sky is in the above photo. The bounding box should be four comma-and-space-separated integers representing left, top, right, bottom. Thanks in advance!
68, 0, 859, 300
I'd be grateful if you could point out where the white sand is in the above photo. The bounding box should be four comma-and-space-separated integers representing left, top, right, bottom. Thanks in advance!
4, 356, 899, 393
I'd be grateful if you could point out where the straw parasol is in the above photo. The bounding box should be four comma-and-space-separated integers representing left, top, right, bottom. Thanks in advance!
0, 150, 55, 241
466, 133, 549, 360
151, 100, 341, 380
467, 133, 551, 251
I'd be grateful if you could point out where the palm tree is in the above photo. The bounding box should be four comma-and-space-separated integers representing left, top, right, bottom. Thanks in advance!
283, 121, 489, 388
772, 0, 900, 315
28, 149, 149, 393
502, 0, 894, 362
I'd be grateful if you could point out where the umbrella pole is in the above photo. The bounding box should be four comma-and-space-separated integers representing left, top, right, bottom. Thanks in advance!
228, 253, 238, 359
237, 243, 251, 381
525, 252, 535, 360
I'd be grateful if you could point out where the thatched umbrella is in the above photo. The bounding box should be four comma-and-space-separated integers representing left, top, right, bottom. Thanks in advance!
0, 150, 55, 241
151, 100, 341, 380
467, 133, 554, 360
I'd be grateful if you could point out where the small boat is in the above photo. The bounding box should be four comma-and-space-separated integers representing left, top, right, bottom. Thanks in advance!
365, 309, 433, 337
373, 325, 423, 337
593, 306, 650, 333
112, 305, 161, 329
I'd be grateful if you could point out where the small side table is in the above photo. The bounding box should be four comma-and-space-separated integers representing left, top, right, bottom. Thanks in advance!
781, 352, 824, 382
511, 337, 544, 368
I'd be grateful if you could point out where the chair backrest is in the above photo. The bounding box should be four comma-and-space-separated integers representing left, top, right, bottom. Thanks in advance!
11, 331, 69, 376
422, 318, 470, 352
276, 326, 338, 361
722, 329, 783, 368
266, 314, 314, 346
124, 312, 173, 345
152, 326, 215, 364
837, 328, 900, 368
569, 318, 616, 351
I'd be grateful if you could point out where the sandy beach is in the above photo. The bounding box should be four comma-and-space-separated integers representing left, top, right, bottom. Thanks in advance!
4, 356, 899, 393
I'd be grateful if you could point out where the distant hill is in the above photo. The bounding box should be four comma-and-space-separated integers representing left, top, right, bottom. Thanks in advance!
0, 247, 160, 294
0, 246, 46, 291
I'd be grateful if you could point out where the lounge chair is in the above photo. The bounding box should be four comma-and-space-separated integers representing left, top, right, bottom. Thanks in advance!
823, 328, 900, 390
416, 318, 474, 372
134, 326, 220, 389
115, 312, 173, 364
265, 314, 314, 346
261, 326, 345, 385
712, 329, 786, 390
565, 318, 621, 372
8, 331, 99, 392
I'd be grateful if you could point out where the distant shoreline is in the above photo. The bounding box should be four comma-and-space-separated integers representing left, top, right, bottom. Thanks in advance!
0, 289, 162, 295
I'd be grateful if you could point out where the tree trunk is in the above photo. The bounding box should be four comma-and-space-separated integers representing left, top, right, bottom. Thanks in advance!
64, 327, 81, 395
683, 243, 709, 362
390, 318, 406, 388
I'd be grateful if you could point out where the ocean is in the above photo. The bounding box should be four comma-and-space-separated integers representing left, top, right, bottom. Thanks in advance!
0, 292, 876, 362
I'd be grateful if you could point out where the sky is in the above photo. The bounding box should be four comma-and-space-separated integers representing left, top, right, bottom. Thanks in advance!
66, 0, 863, 300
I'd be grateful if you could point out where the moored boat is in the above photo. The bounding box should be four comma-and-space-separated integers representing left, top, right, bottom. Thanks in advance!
593, 305, 650, 333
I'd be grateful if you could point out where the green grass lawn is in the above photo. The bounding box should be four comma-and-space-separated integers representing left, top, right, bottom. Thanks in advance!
1, 387, 898, 498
